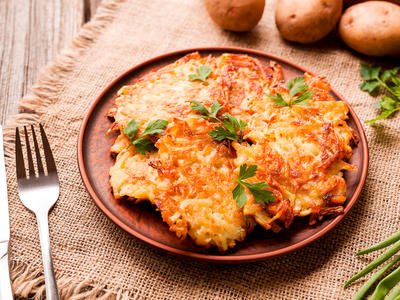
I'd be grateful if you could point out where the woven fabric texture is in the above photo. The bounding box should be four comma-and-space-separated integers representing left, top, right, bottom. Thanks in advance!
4, 0, 400, 299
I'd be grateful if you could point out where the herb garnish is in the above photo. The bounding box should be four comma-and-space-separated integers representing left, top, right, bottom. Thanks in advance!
268, 76, 314, 107
190, 100, 247, 143
124, 119, 168, 154
232, 164, 275, 208
359, 64, 400, 124
188, 65, 213, 85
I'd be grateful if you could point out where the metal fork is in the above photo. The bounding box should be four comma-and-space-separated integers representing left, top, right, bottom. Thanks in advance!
15, 124, 60, 300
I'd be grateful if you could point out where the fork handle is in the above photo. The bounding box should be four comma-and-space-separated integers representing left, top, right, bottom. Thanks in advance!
35, 212, 60, 300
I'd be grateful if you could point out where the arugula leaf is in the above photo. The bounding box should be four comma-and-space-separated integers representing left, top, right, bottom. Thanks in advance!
124, 118, 168, 154
188, 65, 213, 85
268, 76, 314, 107
232, 164, 275, 208
190, 101, 247, 143
359, 63, 400, 123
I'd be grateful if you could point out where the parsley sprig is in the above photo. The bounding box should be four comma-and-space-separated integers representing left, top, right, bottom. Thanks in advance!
232, 164, 275, 208
188, 65, 213, 85
124, 119, 168, 155
359, 64, 400, 124
190, 100, 247, 143
268, 76, 314, 107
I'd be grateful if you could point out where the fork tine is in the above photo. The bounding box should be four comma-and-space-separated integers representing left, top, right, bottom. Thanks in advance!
15, 128, 26, 179
24, 126, 35, 178
31, 125, 44, 175
39, 124, 57, 174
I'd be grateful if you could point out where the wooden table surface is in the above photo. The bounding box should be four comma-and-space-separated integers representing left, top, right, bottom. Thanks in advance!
0, 0, 102, 125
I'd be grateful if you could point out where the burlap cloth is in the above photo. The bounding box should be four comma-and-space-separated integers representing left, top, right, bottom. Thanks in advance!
3, 0, 400, 299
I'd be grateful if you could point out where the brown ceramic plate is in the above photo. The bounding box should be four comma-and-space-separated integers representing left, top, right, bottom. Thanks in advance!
78, 47, 368, 263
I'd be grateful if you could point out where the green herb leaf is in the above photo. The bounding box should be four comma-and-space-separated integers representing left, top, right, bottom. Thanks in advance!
132, 137, 156, 155
241, 181, 275, 206
208, 125, 237, 141
269, 76, 313, 107
365, 107, 400, 124
210, 102, 222, 118
359, 63, 400, 124
188, 65, 213, 85
141, 119, 168, 136
287, 76, 308, 99
232, 164, 275, 208
237, 163, 258, 181
124, 118, 168, 154
379, 96, 398, 111
123, 119, 140, 141
190, 101, 247, 143
381, 67, 400, 82
268, 93, 288, 107
360, 64, 381, 81
190, 100, 211, 116
360, 80, 381, 96
292, 90, 314, 106
232, 183, 246, 208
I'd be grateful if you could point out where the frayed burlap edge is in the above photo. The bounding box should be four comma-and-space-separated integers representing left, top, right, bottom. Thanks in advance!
3, 0, 129, 299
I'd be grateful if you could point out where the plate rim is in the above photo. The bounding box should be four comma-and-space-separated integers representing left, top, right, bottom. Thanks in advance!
77, 46, 369, 263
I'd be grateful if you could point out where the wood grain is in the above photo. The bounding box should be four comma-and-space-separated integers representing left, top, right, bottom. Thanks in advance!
0, 0, 102, 125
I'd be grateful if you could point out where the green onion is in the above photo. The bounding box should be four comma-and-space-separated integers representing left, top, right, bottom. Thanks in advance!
386, 280, 400, 300
345, 240, 400, 288
357, 231, 400, 256
370, 265, 400, 299
351, 256, 400, 300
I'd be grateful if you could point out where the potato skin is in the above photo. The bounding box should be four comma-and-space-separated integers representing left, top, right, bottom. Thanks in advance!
275, 0, 343, 44
339, 1, 400, 57
203, 0, 265, 32
344, 0, 400, 8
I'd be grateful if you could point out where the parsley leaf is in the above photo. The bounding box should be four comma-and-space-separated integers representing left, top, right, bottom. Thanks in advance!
124, 118, 168, 154
365, 107, 400, 124
360, 64, 400, 124
360, 64, 381, 81
287, 76, 308, 99
237, 163, 257, 180
190, 101, 247, 143
268, 76, 314, 107
232, 164, 275, 208
188, 65, 213, 85
141, 119, 168, 136
132, 137, 156, 155
268, 93, 288, 107
124, 119, 140, 141
359, 81, 381, 95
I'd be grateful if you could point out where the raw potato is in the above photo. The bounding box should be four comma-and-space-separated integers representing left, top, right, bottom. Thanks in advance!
339, 1, 400, 57
344, 0, 400, 8
275, 0, 343, 44
203, 0, 265, 32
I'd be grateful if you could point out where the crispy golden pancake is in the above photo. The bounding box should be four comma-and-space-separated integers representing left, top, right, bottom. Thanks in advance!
108, 52, 356, 251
